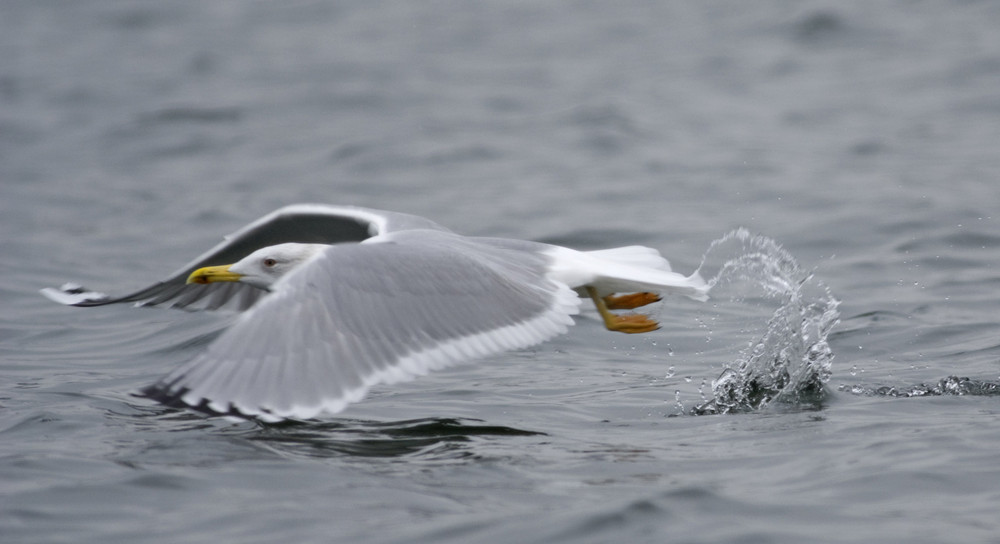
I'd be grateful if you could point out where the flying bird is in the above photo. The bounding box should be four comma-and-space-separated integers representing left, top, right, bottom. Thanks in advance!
42, 204, 709, 421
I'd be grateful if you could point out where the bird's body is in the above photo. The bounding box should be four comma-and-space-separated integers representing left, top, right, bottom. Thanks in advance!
43, 204, 709, 421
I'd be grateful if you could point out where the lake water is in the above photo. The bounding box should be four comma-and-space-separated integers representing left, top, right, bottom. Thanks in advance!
3, 1, 1000, 543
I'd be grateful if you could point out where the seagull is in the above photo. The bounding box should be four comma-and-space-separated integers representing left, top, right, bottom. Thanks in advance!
42, 204, 709, 421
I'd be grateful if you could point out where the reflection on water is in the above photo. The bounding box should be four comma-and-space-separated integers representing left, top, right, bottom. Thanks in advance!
249, 418, 544, 459
688, 229, 841, 415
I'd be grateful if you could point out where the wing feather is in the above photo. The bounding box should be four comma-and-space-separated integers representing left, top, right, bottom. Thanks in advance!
41, 204, 449, 311
143, 232, 580, 420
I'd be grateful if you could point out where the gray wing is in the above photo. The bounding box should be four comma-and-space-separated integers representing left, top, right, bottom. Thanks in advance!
142, 232, 581, 421
40, 204, 449, 311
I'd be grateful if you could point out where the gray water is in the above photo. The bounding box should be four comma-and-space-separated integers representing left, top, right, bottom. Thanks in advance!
3, 1, 1000, 543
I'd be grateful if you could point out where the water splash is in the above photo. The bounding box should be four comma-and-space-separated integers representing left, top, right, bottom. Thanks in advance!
839, 376, 1000, 398
689, 229, 841, 415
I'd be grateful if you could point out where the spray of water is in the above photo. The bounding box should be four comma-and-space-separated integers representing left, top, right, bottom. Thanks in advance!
689, 229, 841, 415
839, 376, 1000, 398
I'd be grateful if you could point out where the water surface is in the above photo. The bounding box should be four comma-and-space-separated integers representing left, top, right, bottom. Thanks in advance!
3, 2, 1000, 543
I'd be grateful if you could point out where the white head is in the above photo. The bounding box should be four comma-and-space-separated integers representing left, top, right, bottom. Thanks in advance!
187, 243, 329, 290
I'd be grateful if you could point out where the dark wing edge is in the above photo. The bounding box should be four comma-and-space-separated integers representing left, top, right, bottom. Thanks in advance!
40, 280, 265, 311
40, 204, 447, 311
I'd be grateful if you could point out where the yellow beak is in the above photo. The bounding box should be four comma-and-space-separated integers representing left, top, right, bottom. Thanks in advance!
186, 265, 243, 285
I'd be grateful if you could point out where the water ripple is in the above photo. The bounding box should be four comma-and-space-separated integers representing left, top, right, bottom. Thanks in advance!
689, 229, 841, 415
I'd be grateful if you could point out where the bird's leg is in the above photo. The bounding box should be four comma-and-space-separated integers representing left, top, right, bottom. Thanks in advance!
586, 286, 660, 334
603, 292, 661, 310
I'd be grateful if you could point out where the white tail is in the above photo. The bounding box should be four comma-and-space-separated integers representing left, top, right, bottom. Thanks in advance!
545, 246, 710, 302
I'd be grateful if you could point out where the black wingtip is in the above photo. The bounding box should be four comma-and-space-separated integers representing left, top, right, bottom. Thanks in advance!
138, 383, 288, 424
40, 283, 113, 306
137, 383, 192, 410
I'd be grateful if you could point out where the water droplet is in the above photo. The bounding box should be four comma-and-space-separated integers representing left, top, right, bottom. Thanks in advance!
689, 229, 839, 414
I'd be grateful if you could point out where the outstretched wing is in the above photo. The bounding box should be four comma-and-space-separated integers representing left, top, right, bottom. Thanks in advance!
40, 204, 449, 311
142, 232, 581, 421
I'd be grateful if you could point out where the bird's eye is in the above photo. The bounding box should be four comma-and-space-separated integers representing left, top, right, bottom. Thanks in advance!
263, 258, 277, 267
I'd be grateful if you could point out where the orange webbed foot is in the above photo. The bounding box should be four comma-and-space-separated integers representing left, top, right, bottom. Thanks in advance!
602, 313, 661, 334
603, 292, 661, 310
585, 286, 661, 334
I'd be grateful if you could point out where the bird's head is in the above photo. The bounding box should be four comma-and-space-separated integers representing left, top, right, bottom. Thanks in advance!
186, 243, 328, 290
